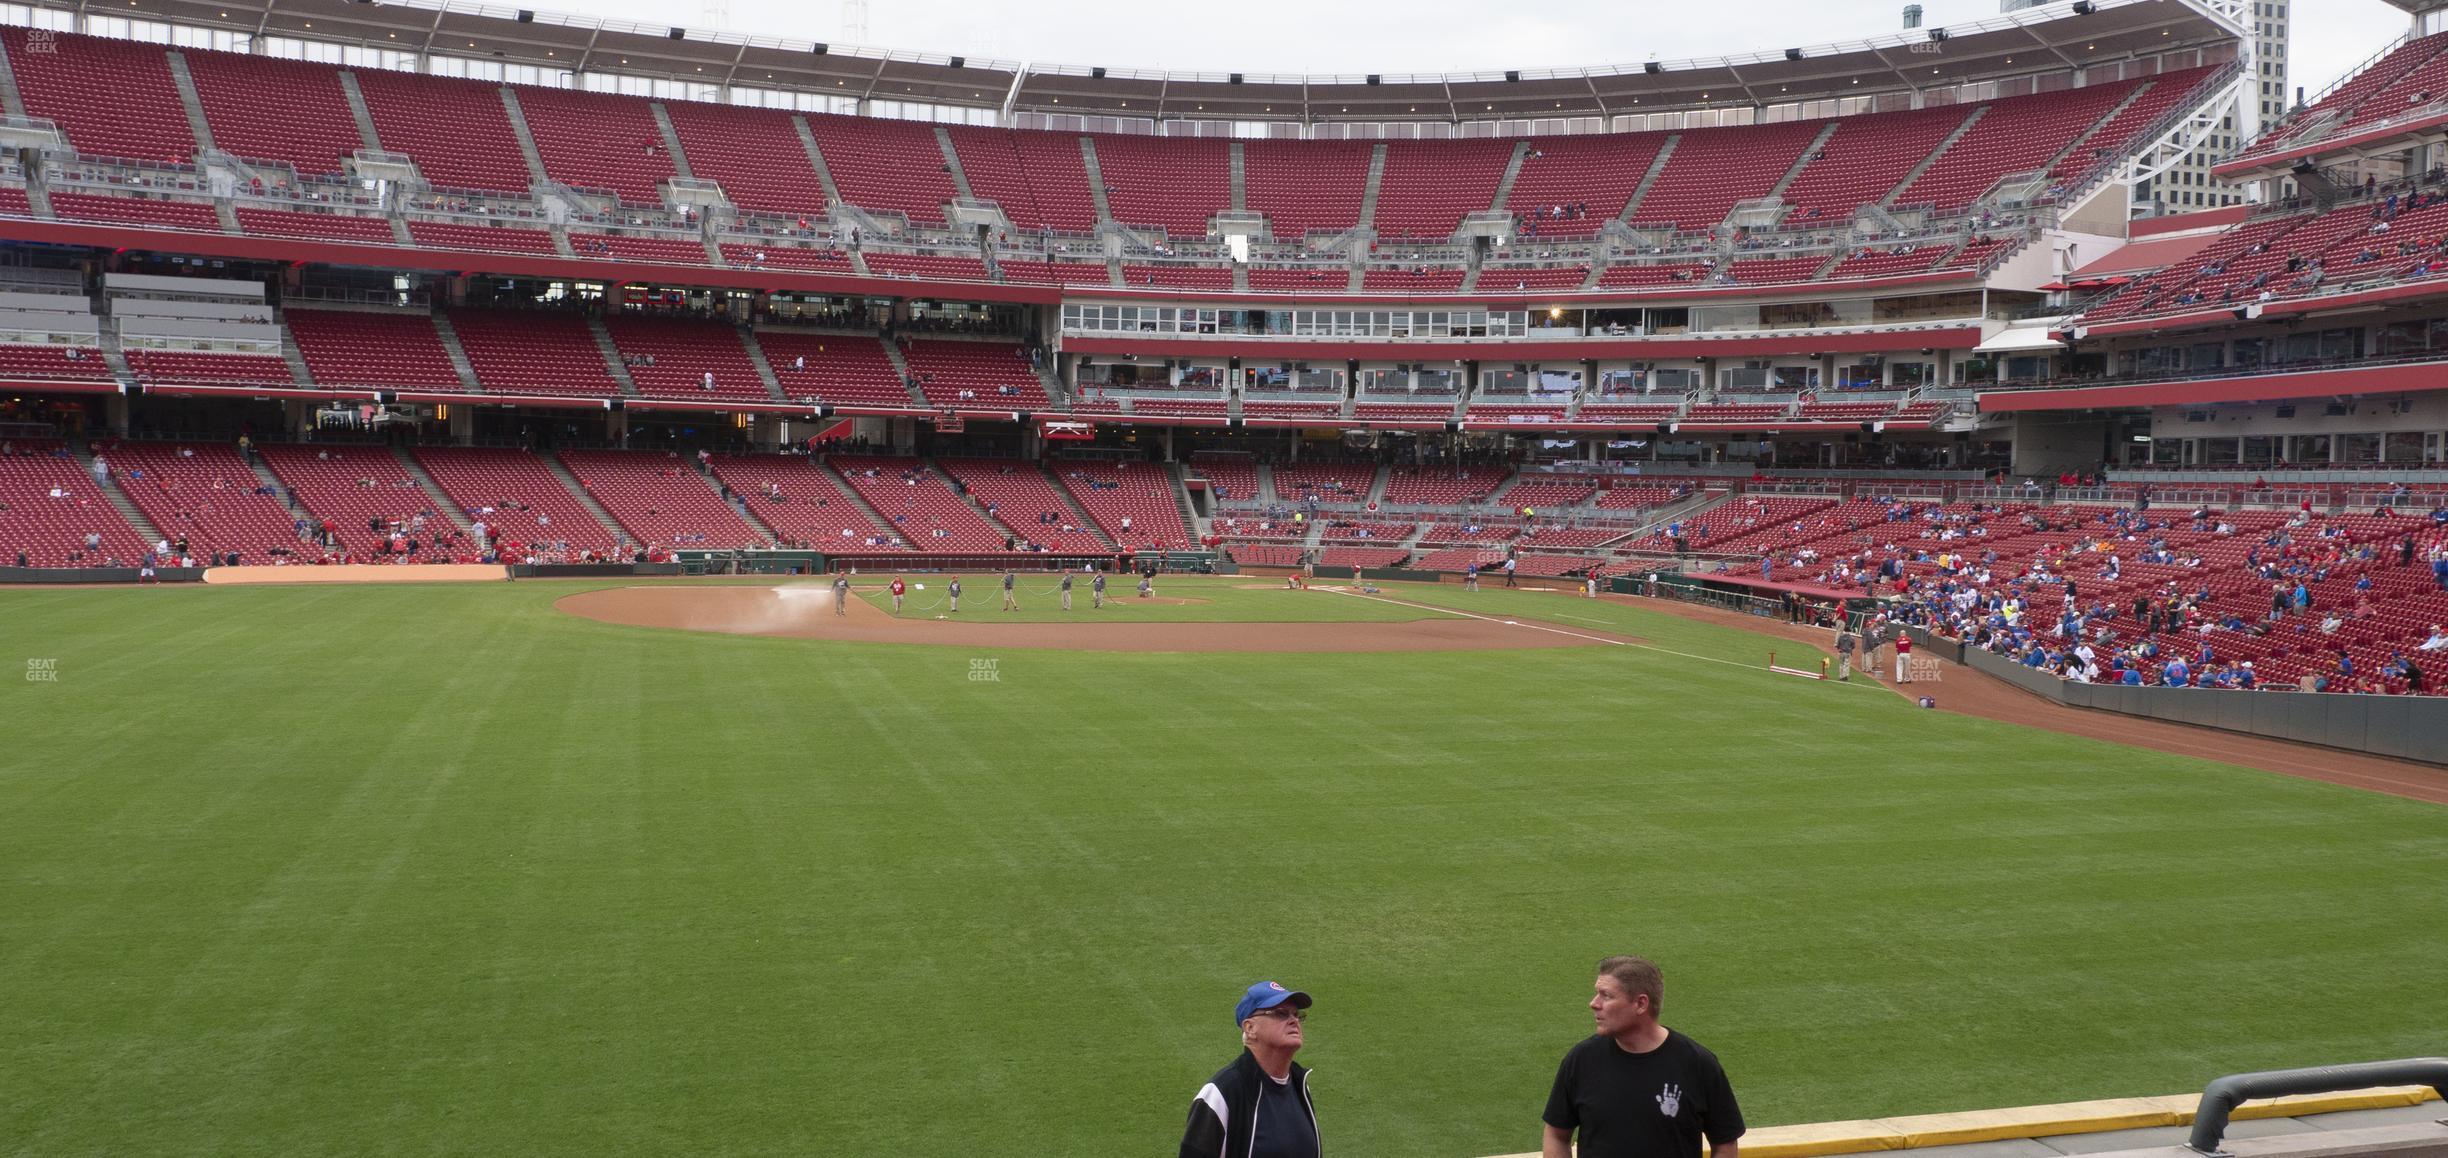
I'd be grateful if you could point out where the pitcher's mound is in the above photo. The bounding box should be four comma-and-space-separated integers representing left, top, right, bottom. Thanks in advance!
556, 584, 1631, 653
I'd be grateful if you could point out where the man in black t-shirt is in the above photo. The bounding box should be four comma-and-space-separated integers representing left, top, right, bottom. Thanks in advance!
1542, 955, 1743, 1158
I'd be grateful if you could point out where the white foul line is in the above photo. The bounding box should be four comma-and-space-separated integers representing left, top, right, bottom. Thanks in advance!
1319, 586, 1867, 679
1316, 586, 1627, 646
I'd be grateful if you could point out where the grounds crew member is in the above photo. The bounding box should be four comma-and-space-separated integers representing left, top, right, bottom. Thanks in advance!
1002, 569, 1020, 611
1092, 570, 1106, 609
1061, 571, 1075, 611
1833, 623, 1857, 681
947, 576, 962, 613
832, 573, 851, 616
1179, 981, 1320, 1158
1542, 955, 1744, 1158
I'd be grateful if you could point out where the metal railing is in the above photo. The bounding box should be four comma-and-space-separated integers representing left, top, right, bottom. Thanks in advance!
2187, 1059, 2448, 1156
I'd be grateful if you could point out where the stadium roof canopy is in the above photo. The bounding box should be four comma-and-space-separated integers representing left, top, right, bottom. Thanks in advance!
69, 0, 2247, 125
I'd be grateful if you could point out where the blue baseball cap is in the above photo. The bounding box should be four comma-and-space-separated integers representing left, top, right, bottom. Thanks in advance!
1235, 980, 1312, 1026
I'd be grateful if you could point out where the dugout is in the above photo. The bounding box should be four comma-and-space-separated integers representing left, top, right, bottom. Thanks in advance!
1650, 572, 1877, 626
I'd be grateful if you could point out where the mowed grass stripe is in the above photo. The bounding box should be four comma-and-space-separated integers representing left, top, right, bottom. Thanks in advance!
1, 581, 2442, 1157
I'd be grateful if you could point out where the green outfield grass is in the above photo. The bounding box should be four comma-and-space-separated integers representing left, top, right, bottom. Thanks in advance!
4, 578, 2443, 1158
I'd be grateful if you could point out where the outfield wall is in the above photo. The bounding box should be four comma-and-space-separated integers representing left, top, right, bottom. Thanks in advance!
1913, 629, 2448, 765
0, 566, 203, 583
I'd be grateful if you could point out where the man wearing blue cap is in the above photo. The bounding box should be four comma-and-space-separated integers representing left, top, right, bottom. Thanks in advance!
1177, 980, 1321, 1158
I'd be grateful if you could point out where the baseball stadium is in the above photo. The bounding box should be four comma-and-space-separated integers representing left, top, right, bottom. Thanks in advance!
3, 0, 2447, 1154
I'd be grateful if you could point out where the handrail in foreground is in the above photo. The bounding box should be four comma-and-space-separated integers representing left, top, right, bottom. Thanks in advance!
2187, 1058, 2448, 1156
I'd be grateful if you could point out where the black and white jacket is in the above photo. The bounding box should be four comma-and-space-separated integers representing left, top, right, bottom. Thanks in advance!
1177, 1049, 1320, 1158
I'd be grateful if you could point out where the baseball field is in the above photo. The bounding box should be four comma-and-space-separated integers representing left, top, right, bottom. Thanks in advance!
5, 575, 2443, 1157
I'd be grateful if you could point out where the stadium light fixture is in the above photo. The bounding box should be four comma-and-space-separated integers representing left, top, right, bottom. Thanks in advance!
1643, 61, 1662, 74
1785, 48, 1803, 61
1505, 70, 1520, 82
668, 26, 686, 39
949, 56, 964, 68
812, 43, 828, 54
1927, 27, 1947, 42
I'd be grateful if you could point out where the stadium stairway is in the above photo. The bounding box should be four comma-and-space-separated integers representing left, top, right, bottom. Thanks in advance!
1880, 108, 1985, 207
877, 340, 925, 406
428, 312, 485, 391
498, 87, 554, 190
1079, 137, 1116, 225
647, 101, 694, 180
934, 458, 1030, 544
707, 463, 786, 546
1362, 464, 1393, 509
0, 33, 26, 119
787, 115, 849, 207
390, 447, 474, 533
931, 125, 977, 202
1614, 136, 1681, 224
335, 71, 383, 154
161, 51, 219, 155
737, 329, 787, 400
583, 316, 642, 397
1041, 463, 1117, 549
69, 440, 164, 545
1227, 141, 1247, 212
279, 323, 315, 386
1355, 143, 1388, 233
817, 457, 899, 532
1166, 461, 1205, 540
540, 453, 632, 547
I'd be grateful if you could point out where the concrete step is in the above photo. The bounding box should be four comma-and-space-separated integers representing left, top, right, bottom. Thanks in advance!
428, 310, 485, 392
1355, 143, 1388, 232
878, 338, 929, 407
391, 445, 474, 532
336, 70, 384, 152
1884, 107, 1986, 208
1228, 141, 1247, 212
541, 451, 635, 549
583, 315, 641, 397
1617, 134, 1681, 223
790, 114, 848, 206
648, 100, 695, 180
1487, 139, 1532, 215
933, 125, 977, 201
737, 324, 788, 401
68, 440, 164, 546
0, 32, 30, 120
497, 87, 553, 190
162, 51, 220, 154
694, 461, 779, 547
1042, 463, 1116, 548
817, 457, 914, 548
1081, 137, 1116, 223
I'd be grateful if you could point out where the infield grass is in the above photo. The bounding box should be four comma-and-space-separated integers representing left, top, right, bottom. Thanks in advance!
4, 578, 2443, 1157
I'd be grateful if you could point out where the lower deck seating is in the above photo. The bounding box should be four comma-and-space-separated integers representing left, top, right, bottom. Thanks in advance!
256, 443, 466, 559
1054, 459, 1194, 549
409, 446, 622, 557
0, 441, 151, 566
106, 439, 310, 561
935, 457, 1105, 551
705, 453, 907, 550
605, 315, 771, 401
828, 455, 1013, 552
556, 449, 767, 549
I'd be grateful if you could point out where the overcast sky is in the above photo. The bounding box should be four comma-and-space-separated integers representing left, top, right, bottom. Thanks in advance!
582, 0, 2410, 101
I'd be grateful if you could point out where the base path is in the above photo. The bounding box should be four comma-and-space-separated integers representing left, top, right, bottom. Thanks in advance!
555, 584, 1640, 653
